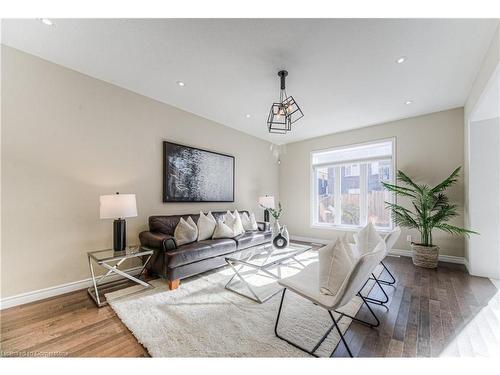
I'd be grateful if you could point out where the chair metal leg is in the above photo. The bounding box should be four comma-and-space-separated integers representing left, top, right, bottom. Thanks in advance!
357, 293, 381, 327
274, 289, 319, 357
334, 292, 381, 328
361, 273, 390, 306
370, 261, 396, 286
379, 261, 396, 285
274, 288, 355, 357
327, 311, 353, 357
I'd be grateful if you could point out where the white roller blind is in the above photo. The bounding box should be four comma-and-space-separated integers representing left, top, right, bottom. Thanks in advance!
312, 140, 393, 167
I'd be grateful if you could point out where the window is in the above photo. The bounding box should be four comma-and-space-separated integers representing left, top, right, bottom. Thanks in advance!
344, 164, 360, 177
311, 139, 395, 230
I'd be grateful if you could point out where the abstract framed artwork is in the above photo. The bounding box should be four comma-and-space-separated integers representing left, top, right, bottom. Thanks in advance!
163, 141, 235, 202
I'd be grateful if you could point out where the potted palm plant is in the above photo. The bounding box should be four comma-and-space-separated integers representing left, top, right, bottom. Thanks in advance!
382, 166, 477, 268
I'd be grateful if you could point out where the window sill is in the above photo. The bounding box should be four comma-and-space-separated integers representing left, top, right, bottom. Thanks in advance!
310, 223, 393, 234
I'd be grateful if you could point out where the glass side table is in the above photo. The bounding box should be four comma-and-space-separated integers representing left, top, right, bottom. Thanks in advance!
87, 246, 154, 307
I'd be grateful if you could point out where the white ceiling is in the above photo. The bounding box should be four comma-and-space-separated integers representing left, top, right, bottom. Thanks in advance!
2, 19, 499, 144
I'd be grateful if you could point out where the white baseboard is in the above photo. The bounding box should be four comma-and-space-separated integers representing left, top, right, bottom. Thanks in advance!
463, 258, 471, 273
291, 235, 466, 265
388, 248, 466, 265
0, 266, 143, 310
290, 235, 329, 245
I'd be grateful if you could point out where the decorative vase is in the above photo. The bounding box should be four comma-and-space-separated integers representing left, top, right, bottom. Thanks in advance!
281, 225, 289, 243
271, 219, 281, 237
411, 243, 439, 268
272, 224, 289, 249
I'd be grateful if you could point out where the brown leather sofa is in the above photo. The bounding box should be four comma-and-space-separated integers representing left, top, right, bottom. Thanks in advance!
139, 211, 271, 289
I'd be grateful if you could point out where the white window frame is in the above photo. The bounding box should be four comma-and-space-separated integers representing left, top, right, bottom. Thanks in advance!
344, 163, 360, 177
310, 138, 396, 233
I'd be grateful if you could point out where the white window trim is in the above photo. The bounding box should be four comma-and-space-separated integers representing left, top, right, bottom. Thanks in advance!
310, 137, 396, 232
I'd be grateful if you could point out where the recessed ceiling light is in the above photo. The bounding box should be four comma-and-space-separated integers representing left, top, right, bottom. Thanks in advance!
405, 100, 413, 105
396, 56, 406, 64
245, 114, 251, 119
176, 81, 185, 87
40, 18, 54, 26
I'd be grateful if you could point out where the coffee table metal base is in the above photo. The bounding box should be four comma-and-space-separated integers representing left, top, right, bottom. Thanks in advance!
224, 244, 307, 303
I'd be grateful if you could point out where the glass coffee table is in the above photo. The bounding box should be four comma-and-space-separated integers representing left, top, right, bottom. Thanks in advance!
87, 246, 154, 307
224, 242, 312, 303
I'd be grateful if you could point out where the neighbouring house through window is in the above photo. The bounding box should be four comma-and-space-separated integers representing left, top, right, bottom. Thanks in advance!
311, 138, 395, 230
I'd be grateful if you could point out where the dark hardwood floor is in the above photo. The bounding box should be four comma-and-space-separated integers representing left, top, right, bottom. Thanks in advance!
333, 256, 499, 357
1, 255, 498, 357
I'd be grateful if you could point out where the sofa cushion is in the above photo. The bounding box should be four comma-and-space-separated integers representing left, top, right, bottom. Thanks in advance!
167, 238, 237, 268
197, 211, 217, 241
241, 212, 259, 231
224, 210, 245, 236
174, 217, 198, 246
149, 211, 248, 235
234, 230, 271, 250
212, 220, 237, 239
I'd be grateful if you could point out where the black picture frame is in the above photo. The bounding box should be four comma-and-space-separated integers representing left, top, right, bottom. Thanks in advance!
163, 141, 235, 202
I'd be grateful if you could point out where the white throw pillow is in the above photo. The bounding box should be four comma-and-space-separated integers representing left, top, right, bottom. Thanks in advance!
319, 238, 356, 296
241, 212, 259, 231
224, 210, 234, 222
233, 210, 245, 235
249, 212, 258, 230
197, 211, 217, 241
174, 217, 198, 246
354, 222, 383, 256
212, 219, 236, 239
241, 212, 251, 230
225, 210, 244, 236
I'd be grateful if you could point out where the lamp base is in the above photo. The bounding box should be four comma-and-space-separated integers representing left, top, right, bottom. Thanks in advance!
113, 219, 126, 251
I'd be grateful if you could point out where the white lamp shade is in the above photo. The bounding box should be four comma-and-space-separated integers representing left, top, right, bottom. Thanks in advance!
258, 196, 275, 209
100, 194, 137, 219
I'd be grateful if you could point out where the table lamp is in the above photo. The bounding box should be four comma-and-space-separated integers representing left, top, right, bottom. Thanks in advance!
258, 195, 275, 222
100, 192, 137, 251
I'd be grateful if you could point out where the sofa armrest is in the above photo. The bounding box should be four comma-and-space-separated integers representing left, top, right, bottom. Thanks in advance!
139, 231, 177, 251
257, 221, 270, 232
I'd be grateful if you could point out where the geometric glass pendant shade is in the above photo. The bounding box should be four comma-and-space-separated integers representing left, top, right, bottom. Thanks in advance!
267, 70, 304, 134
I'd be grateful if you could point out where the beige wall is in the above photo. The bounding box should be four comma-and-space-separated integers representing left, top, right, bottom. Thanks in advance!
1, 46, 279, 297
279, 108, 465, 258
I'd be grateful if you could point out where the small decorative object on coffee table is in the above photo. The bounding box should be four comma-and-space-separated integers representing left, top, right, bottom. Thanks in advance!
260, 201, 287, 248
272, 225, 290, 249
87, 246, 154, 307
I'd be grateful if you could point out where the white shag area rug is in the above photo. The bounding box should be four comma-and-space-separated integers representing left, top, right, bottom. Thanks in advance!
106, 249, 382, 357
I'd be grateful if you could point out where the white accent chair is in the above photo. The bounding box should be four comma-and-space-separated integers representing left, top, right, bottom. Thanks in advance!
354, 226, 401, 306
274, 240, 386, 358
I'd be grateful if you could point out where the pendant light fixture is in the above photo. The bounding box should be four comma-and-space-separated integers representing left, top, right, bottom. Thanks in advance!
267, 70, 304, 134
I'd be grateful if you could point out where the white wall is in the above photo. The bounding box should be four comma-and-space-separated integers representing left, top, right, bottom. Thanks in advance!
279, 108, 466, 258
1, 46, 279, 298
468, 117, 500, 278
464, 23, 500, 275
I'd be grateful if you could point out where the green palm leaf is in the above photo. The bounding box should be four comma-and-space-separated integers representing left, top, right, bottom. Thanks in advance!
430, 166, 461, 194
433, 223, 479, 237
383, 166, 478, 246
